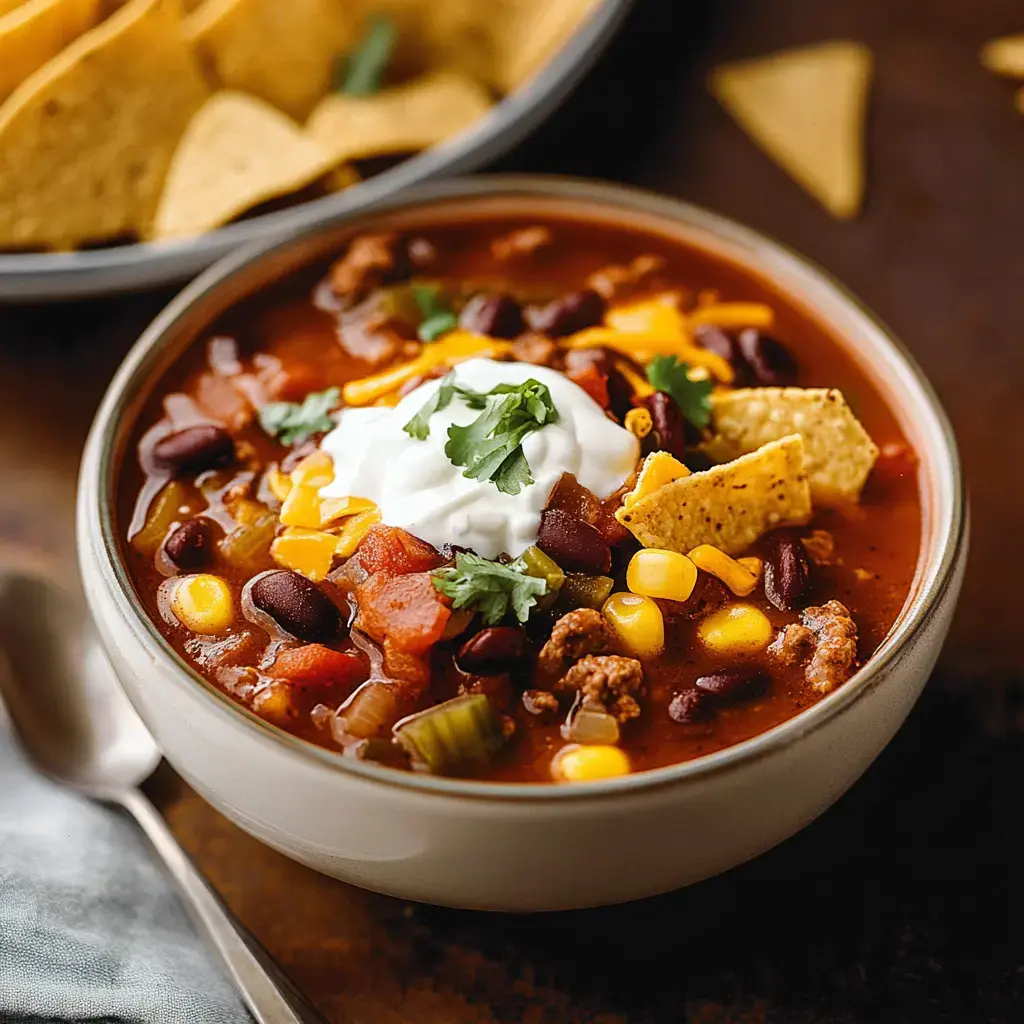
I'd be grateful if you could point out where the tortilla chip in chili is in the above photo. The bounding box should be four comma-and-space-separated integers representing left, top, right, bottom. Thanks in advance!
152, 91, 336, 241
616, 435, 812, 556
0, 0, 208, 251
703, 387, 878, 505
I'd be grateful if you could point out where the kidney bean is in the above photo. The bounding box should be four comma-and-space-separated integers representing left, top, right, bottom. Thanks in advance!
164, 518, 214, 571
763, 529, 811, 611
153, 425, 235, 475
642, 391, 687, 459
737, 329, 798, 386
459, 293, 525, 339
525, 288, 605, 337
537, 508, 612, 574
668, 689, 714, 724
250, 570, 342, 642
695, 668, 769, 703
694, 324, 740, 369
457, 626, 528, 674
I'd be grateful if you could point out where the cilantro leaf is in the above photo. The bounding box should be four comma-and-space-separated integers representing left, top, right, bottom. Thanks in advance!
259, 387, 340, 446
431, 552, 548, 625
646, 354, 713, 429
412, 283, 458, 342
402, 372, 457, 440
337, 16, 396, 96
444, 380, 558, 495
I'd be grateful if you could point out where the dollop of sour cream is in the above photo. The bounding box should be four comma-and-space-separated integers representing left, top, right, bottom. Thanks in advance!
318, 358, 640, 560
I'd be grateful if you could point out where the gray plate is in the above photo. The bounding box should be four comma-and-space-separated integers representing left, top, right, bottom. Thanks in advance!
0, 0, 633, 303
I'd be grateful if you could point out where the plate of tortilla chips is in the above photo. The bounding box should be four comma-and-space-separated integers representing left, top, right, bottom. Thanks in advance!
0, 0, 632, 300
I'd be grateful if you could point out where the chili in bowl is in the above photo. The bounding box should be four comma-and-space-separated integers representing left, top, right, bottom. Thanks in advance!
78, 178, 965, 910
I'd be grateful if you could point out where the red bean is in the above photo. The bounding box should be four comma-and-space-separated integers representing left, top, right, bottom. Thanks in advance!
152, 425, 235, 475
456, 626, 528, 674
537, 509, 612, 574
694, 324, 741, 370
458, 293, 525, 339
249, 570, 342, 642
668, 689, 714, 724
695, 668, 769, 703
164, 518, 214, 571
642, 391, 687, 459
525, 289, 605, 337
763, 529, 811, 611
737, 329, 798, 386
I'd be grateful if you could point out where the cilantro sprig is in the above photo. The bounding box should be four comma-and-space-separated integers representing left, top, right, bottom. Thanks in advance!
259, 386, 340, 446
432, 552, 548, 625
412, 284, 458, 342
402, 372, 457, 440
337, 15, 396, 96
646, 355, 713, 429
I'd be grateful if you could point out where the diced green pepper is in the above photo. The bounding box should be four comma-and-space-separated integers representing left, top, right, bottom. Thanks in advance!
559, 573, 614, 610
393, 694, 505, 774
519, 545, 565, 593
219, 504, 277, 570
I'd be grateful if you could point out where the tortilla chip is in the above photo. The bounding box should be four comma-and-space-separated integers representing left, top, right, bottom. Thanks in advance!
709, 41, 872, 220
306, 69, 492, 165
151, 91, 335, 241
981, 35, 1024, 78
185, 0, 356, 121
621, 451, 690, 510
617, 435, 811, 556
0, 0, 209, 251
0, 0, 101, 104
703, 387, 879, 505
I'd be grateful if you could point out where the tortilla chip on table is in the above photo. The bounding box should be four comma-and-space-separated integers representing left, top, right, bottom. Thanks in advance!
0, 0, 209, 251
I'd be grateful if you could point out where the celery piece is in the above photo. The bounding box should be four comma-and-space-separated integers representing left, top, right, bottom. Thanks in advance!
393, 694, 504, 774
559, 574, 614, 610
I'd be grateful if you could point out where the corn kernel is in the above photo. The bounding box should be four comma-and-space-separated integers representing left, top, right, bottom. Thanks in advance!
697, 603, 773, 654
266, 468, 292, 503
279, 484, 322, 528
624, 407, 653, 439
626, 549, 697, 602
319, 495, 376, 528
688, 544, 760, 597
602, 592, 665, 658
270, 527, 337, 580
169, 574, 233, 634
553, 744, 631, 782
289, 450, 334, 488
334, 507, 382, 558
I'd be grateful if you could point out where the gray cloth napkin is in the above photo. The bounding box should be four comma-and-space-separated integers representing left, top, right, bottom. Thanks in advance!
0, 719, 250, 1024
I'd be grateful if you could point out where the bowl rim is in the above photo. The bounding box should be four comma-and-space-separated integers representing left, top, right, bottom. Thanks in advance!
80, 174, 966, 802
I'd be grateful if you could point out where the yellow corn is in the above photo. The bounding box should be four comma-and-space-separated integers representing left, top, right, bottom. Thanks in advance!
688, 302, 775, 330
279, 484, 322, 528
334, 507, 382, 558
319, 495, 376, 528
169, 574, 233, 634
266, 468, 292, 503
688, 545, 760, 597
626, 549, 697, 602
602, 592, 665, 658
289, 450, 334, 488
624, 406, 652, 439
553, 744, 631, 782
606, 297, 688, 337
270, 527, 338, 581
697, 603, 773, 654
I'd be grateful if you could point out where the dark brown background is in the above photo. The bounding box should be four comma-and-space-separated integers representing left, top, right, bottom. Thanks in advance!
1, 0, 1021, 1019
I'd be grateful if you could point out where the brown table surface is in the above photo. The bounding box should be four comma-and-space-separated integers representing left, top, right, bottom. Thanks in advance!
2, 0, 1022, 1019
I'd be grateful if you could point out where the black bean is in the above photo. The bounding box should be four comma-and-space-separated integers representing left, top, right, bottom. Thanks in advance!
457, 626, 528, 674
249, 570, 342, 642
164, 518, 214, 571
458, 293, 525, 339
763, 529, 811, 611
737, 329, 798, 386
668, 689, 714, 724
152, 425, 235, 475
525, 288, 605, 337
643, 391, 688, 459
537, 509, 612, 574
695, 668, 769, 703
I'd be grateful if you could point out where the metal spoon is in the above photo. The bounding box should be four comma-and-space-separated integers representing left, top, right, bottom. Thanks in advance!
0, 573, 323, 1024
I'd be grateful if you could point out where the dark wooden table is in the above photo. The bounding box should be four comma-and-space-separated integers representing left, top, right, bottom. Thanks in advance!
2, 0, 1022, 1019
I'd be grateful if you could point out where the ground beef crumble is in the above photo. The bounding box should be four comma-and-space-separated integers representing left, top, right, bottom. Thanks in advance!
769, 599, 859, 692
801, 529, 837, 565
328, 232, 405, 300
522, 689, 560, 716
490, 225, 553, 261
556, 654, 644, 722
586, 254, 665, 300
537, 608, 613, 678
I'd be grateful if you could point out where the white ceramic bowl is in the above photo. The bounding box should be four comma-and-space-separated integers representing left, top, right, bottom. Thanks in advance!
77, 177, 967, 911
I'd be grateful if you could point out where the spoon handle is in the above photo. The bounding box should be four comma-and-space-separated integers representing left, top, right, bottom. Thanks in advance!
118, 787, 325, 1024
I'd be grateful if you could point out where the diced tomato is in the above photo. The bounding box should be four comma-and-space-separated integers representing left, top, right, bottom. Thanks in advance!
356, 572, 451, 654
383, 638, 431, 685
270, 644, 367, 690
358, 524, 444, 576
567, 362, 610, 410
